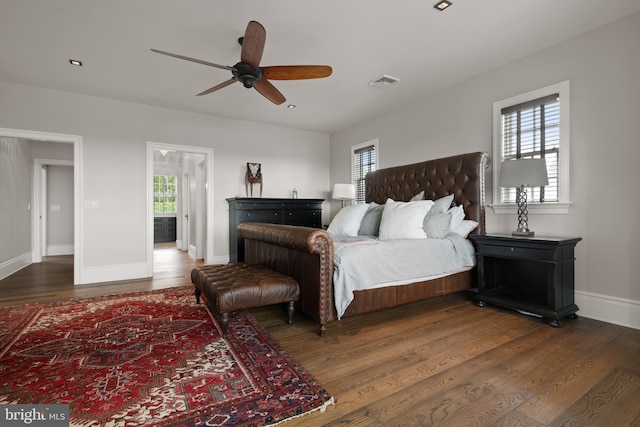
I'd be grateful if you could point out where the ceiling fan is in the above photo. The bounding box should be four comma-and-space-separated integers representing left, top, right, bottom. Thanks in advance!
151, 20, 332, 105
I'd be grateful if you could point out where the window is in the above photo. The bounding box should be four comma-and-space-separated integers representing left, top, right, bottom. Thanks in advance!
351, 139, 378, 204
154, 175, 177, 214
492, 81, 571, 214
501, 94, 559, 203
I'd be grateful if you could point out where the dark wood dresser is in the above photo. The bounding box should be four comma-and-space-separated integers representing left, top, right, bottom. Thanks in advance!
154, 217, 177, 243
227, 197, 324, 262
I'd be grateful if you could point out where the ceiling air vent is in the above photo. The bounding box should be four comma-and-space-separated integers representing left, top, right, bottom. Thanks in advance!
369, 74, 400, 88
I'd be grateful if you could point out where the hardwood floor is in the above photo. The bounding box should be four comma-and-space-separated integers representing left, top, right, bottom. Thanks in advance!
2, 249, 639, 426
0, 242, 201, 307
254, 298, 640, 427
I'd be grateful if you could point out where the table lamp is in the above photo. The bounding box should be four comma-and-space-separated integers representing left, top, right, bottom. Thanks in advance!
499, 158, 549, 237
332, 183, 355, 208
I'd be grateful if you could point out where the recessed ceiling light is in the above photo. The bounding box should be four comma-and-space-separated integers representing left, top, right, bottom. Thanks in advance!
69, 59, 83, 66
434, 1, 452, 11
287, 104, 296, 109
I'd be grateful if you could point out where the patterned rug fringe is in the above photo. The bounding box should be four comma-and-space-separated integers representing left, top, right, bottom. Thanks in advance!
266, 395, 335, 427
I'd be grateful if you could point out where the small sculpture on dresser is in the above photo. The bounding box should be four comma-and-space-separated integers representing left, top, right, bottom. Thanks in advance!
245, 162, 262, 198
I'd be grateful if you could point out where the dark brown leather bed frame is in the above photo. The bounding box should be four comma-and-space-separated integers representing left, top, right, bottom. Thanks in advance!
238, 151, 489, 335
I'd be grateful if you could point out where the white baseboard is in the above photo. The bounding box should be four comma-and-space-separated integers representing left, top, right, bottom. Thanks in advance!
210, 255, 230, 265
46, 244, 74, 256
575, 290, 640, 330
79, 262, 149, 285
188, 245, 196, 258
0, 252, 32, 281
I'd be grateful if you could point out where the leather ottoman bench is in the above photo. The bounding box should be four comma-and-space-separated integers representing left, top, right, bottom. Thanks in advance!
190, 263, 300, 338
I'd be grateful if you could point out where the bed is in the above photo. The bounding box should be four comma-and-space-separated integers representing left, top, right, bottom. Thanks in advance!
237, 151, 489, 335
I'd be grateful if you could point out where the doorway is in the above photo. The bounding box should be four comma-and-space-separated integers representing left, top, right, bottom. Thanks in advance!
0, 127, 82, 284
146, 142, 214, 278
33, 159, 74, 260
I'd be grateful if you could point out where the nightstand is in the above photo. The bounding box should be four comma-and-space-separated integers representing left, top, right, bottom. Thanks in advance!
469, 234, 582, 327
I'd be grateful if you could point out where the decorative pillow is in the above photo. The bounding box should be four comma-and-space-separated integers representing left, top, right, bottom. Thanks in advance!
430, 194, 455, 214
447, 205, 466, 231
327, 203, 370, 237
422, 194, 455, 237
358, 202, 384, 236
452, 220, 479, 238
423, 212, 452, 239
409, 191, 425, 201
379, 198, 434, 240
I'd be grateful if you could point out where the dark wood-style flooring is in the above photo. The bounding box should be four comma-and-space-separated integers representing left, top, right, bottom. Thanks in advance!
1, 245, 639, 426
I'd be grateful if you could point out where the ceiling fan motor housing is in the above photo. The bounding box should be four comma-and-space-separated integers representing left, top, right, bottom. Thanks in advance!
233, 62, 263, 88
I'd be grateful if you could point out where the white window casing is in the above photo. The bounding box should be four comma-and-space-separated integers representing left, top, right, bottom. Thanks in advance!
491, 81, 571, 215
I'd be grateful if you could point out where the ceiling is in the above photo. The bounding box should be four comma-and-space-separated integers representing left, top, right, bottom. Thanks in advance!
2, 1, 640, 134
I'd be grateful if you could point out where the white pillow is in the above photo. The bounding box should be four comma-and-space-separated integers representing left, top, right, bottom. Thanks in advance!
452, 220, 479, 238
327, 203, 370, 237
379, 198, 434, 240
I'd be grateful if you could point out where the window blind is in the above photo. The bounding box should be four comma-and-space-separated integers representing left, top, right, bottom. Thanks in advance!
501, 93, 560, 204
353, 145, 376, 204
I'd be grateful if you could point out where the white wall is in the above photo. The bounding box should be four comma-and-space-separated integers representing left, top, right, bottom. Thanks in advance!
0, 137, 32, 262
0, 82, 331, 284
331, 12, 640, 328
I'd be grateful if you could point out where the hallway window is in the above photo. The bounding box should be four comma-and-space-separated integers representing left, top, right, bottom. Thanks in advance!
154, 175, 177, 214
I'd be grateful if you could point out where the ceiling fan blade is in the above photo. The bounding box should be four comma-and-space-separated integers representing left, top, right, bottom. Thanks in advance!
253, 79, 286, 105
151, 49, 235, 71
196, 78, 237, 96
262, 65, 333, 80
240, 21, 266, 69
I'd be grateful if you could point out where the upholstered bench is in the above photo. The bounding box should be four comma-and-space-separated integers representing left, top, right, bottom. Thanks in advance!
190, 263, 300, 338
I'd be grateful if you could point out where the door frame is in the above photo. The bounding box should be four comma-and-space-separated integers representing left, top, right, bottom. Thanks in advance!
0, 127, 82, 284
146, 142, 214, 276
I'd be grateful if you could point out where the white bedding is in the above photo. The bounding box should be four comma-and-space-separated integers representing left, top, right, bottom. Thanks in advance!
332, 234, 476, 319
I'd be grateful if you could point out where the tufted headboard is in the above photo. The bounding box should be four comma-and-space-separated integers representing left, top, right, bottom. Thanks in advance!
365, 152, 489, 234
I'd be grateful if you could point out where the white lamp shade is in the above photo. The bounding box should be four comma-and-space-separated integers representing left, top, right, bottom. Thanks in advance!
499, 158, 549, 187
332, 183, 355, 200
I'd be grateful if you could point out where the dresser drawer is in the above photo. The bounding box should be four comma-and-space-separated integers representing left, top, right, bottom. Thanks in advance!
283, 209, 320, 219
238, 211, 282, 222
482, 244, 550, 261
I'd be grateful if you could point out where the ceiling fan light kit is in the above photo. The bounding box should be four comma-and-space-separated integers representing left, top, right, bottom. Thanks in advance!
152, 20, 332, 105
232, 62, 262, 88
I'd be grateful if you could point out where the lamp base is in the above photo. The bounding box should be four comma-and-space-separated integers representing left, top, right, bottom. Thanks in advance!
512, 230, 535, 237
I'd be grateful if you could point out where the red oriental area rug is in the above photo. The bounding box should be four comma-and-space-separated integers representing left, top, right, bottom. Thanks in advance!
0, 287, 333, 426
